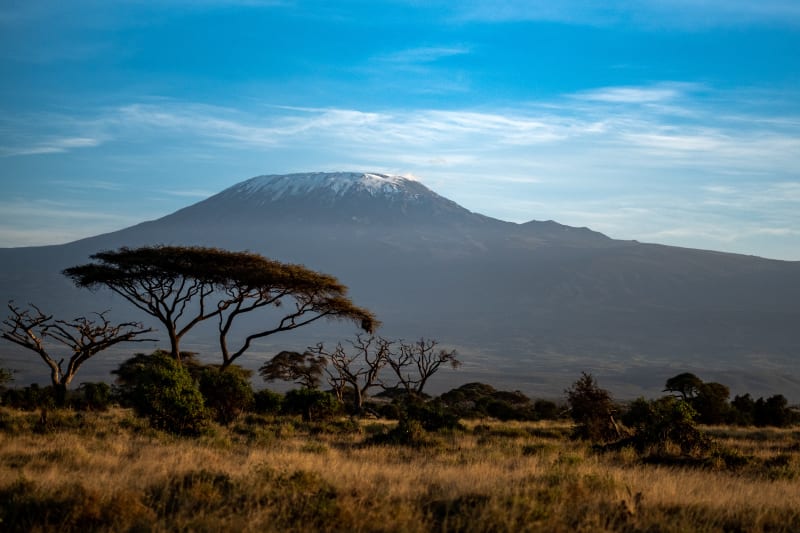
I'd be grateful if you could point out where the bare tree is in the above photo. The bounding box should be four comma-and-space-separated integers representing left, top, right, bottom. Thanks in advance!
312, 334, 392, 414
259, 350, 326, 389
1, 302, 153, 402
385, 338, 460, 396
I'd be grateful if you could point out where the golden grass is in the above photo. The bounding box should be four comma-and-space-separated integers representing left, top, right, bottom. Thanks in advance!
1, 409, 798, 532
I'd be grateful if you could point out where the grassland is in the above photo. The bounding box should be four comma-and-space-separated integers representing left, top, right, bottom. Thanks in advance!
1, 407, 799, 532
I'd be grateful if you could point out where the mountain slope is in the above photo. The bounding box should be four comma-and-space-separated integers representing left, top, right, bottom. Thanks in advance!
1, 172, 798, 399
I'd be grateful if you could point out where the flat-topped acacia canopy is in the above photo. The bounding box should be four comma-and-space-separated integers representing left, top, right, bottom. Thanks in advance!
63, 246, 378, 368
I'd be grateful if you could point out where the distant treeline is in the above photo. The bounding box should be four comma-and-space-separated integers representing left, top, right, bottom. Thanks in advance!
1, 357, 797, 433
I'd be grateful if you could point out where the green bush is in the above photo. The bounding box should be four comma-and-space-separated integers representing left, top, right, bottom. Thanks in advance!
400, 397, 462, 432
1, 384, 56, 411
534, 399, 560, 420
565, 372, 620, 443
198, 366, 254, 425
754, 395, 796, 427
439, 382, 550, 421
74, 382, 113, 411
691, 382, 731, 425
623, 396, 711, 456
113, 351, 210, 436
282, 389, 340, 421
253, 388, 284, 415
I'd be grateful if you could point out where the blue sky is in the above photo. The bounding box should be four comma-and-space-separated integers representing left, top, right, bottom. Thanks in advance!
1, 0, 799, 259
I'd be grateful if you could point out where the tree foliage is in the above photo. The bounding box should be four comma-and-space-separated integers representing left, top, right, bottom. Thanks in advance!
663, 372, 703, 401
64, 246, 378, 366
259, 350, 326, 390
664, 373, 733, 425
692, 381, 731, 424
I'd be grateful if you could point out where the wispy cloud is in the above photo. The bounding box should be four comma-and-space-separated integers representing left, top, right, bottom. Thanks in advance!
3, 83, 799, 257
0, 136, 103, 157
377, 46, 471, 65
572, 85, 688, 104
452, 0, 800, 28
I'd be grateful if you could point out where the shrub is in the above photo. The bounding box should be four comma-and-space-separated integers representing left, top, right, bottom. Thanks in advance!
113, 351, 210, 435
282, 389, 340, 421
534, 399, 560, 420
730, 393, 756, 426
624, 396, 710, 456
565, 372, 620, 443
400, 397, 462, 432
74, 382, 113, 411
1, 384, 56, 411
754, 395, 796, 427
198, 366, 254, 425
439, 382, 551, 421
0, 366, 13, 390
253, 389, 284, 415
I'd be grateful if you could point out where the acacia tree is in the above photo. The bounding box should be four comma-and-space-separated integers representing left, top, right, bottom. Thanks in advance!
310, 334, 392, 413
663, 372, 704, 401
259, 350, 326, 389
1, 302, 153, 402
215, 259, 377, 369
64, 246, 377, 367
385, 338, 460, 396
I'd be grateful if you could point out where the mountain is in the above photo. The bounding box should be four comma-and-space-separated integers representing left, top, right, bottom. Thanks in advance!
1, 172, 799, 400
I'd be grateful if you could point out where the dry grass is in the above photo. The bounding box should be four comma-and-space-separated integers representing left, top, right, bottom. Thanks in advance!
1, 408, 799, 532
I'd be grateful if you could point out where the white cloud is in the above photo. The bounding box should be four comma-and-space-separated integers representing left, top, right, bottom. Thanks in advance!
377, 46, 471, 64
572, 86, 682, 104
0, 136, 103, 157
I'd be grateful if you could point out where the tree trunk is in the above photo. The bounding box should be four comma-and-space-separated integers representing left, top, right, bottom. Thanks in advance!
53, 382, 67, 407
168, 330, 181, 362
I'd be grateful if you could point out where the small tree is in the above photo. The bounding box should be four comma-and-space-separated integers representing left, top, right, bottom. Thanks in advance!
565, 372, 620, 442
664, 372, 703, 401
1, 302, 153, 404
385, 338, 460, 396
259, 350, 326, 390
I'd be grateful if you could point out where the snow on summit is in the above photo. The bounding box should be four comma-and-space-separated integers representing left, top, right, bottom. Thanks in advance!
236, 172, 418, 201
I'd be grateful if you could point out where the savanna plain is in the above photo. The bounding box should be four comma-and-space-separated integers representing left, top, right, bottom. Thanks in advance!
1, 405, 799, 532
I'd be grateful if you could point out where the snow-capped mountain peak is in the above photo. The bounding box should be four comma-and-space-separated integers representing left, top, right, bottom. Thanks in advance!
235, 172, 419, 201
199, 171, 483, 226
